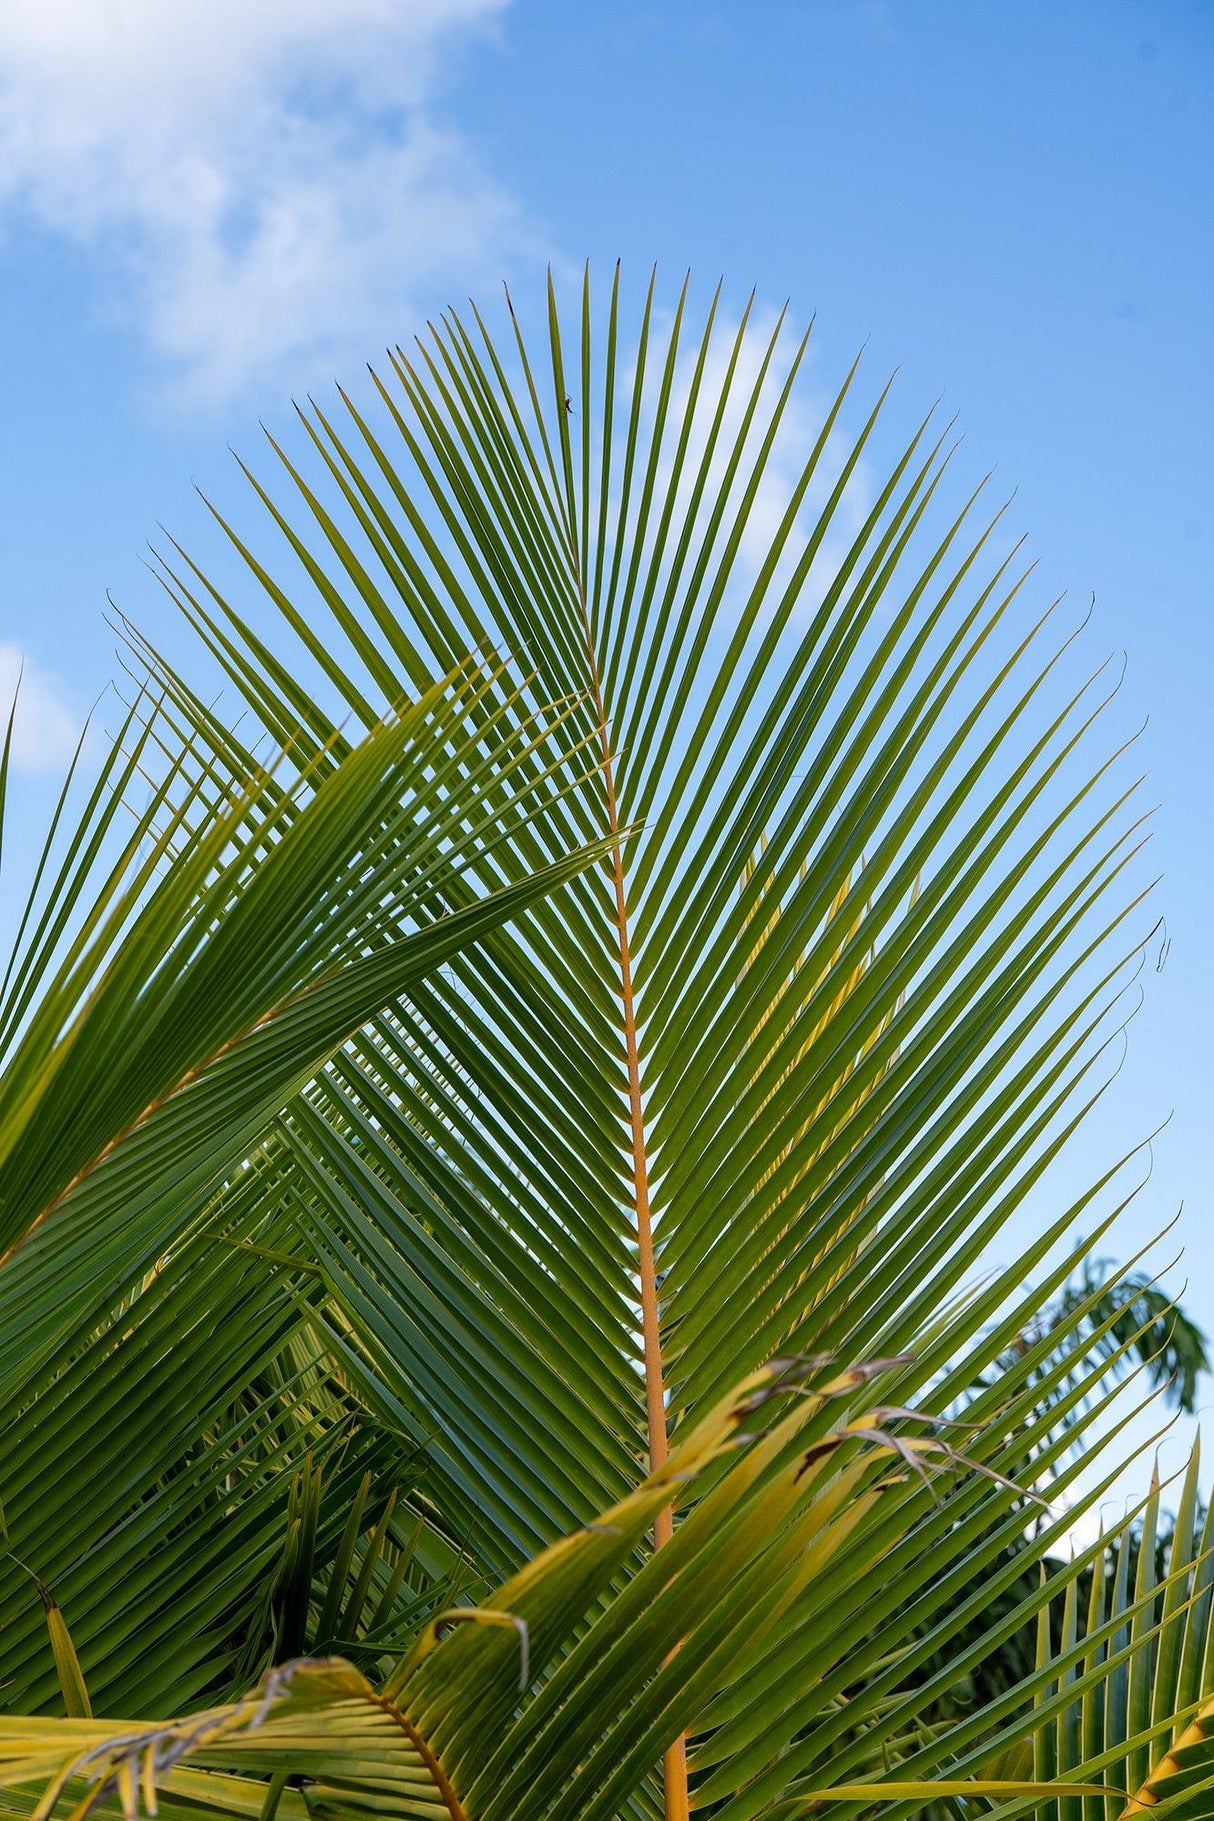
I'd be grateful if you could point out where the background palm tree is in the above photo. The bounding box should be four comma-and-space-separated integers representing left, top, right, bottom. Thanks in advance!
0, 268, 1208, 1819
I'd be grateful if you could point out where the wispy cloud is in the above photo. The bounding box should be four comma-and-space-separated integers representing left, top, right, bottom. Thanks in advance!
638, 300, 874, 618
0, 643, 81, 772
0, 1, 527, 406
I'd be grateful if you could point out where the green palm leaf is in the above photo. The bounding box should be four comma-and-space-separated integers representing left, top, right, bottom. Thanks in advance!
0, 649, 606, 1722
0, 268, 1187, 1818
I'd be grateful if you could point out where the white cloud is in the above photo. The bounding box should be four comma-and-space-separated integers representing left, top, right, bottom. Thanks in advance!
0, 643, 81, 772
0, 1, 525, 405
639, 301, 874, 618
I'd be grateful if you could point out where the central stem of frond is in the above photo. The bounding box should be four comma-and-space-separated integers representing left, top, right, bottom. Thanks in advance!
578, 656, 669, 1504
572, 564, 687, 1821
608, 830, 670, 1512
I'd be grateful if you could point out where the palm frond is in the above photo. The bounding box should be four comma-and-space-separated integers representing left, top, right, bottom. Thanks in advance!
0, 269, 1188, 1819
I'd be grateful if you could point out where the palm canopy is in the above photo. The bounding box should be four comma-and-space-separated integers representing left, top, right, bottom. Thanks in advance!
0, 267, 1201, 1821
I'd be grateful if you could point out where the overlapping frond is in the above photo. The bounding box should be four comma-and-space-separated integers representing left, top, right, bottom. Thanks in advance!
0, 1347, 1187, 1821
0, 649, 606, 1723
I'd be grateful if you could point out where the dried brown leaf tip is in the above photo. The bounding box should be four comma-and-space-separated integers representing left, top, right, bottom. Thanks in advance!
733, 1350, 916, 1418
796, 1408, 1050, 1509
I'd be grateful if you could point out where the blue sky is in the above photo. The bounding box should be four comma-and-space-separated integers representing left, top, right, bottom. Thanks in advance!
1, 1, 1211, 1495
